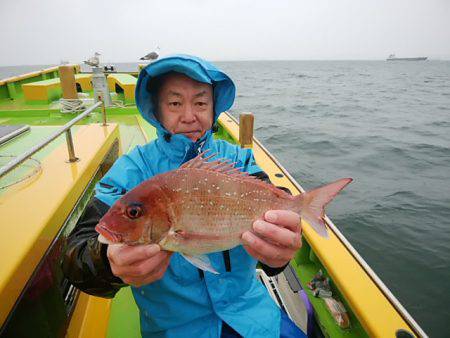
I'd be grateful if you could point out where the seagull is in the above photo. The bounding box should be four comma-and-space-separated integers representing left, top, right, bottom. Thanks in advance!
83, 52, 101, 67
140, 49, 159, 61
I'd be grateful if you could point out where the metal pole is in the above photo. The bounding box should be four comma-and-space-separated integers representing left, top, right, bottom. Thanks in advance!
65, 129, 78, 162
0, 101, 101, 178
99, 96, 107, 126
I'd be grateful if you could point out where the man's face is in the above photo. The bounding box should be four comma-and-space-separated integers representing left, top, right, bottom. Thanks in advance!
158, 73, 214, 142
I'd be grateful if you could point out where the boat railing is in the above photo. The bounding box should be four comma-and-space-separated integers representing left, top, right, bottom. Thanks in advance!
0, 101, 105, 179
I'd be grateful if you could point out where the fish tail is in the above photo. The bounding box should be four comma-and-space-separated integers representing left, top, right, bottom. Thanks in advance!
294, 178, 353, 238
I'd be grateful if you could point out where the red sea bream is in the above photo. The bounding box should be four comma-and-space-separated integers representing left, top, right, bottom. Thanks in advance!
96, 153, 352, 272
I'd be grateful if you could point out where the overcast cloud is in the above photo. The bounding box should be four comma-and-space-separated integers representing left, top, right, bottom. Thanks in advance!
1, 0, 449, 65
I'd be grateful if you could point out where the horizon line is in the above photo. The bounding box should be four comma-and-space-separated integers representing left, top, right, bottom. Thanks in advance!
1, 57, 449, 67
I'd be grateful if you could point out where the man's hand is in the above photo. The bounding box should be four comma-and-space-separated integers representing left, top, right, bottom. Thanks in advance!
107, 244, 172, 287
241, 210, 302, 268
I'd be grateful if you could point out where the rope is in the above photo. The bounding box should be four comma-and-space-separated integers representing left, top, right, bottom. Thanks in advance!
111, 100, 126, 108
59, 98, 86, 113
60, 97, 133, 113
111, 100, 135, 108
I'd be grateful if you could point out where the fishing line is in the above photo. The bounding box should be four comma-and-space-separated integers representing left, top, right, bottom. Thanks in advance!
0, 155, 42, 190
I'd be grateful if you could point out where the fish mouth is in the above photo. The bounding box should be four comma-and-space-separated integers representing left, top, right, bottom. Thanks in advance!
95, 223, 123, 244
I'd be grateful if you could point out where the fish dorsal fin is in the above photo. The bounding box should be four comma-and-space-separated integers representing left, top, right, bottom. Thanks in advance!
179, 151, 291, 198
180, 151, 258, 179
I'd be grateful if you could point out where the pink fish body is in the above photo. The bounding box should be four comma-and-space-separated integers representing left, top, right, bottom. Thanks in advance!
96, 153, 352, 258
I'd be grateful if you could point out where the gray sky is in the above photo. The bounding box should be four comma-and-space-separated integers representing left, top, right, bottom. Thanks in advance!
1, 0, 449, 65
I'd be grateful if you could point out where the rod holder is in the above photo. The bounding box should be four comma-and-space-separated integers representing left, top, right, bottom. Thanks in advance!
239, 112, 254, 148
99, 96, 107, 126
65, 129, 79, 162
59, 65, 78, 99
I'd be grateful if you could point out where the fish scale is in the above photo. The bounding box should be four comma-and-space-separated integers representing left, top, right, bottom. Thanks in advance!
158, 169, 286, 254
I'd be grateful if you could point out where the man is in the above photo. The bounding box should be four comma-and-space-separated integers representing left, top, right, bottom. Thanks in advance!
63, 55, 305, 337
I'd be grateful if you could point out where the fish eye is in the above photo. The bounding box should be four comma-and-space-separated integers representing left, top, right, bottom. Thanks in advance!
126, 203, 143, 219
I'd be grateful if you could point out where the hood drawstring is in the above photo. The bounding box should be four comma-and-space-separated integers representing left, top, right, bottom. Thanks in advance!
183, 146, 197, 163
197, 140, 206, 154
182, 140, 206, 164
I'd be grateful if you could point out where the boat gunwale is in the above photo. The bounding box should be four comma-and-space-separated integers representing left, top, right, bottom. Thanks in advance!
0, 65, 80, 85
0, 123, 120, 326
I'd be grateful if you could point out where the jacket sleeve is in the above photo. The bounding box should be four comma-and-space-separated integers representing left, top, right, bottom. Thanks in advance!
61, 150, 146, 298
62, 197, 127, 298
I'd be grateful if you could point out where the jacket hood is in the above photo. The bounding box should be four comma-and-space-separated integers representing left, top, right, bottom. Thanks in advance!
135, 54, 236, 131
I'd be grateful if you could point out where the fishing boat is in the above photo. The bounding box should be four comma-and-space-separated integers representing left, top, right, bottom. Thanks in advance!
0, 64, 427, 337
386, 54, 428, 61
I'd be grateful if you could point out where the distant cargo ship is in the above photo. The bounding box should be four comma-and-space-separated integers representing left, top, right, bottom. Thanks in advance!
386, 54, 427, 61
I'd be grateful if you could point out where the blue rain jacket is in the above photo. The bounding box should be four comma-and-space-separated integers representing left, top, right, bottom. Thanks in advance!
95, 55, 281, 337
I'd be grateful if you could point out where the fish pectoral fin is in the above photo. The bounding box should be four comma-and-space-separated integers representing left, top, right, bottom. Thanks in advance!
181, 253, 219, 274
98, 234, 113, 245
